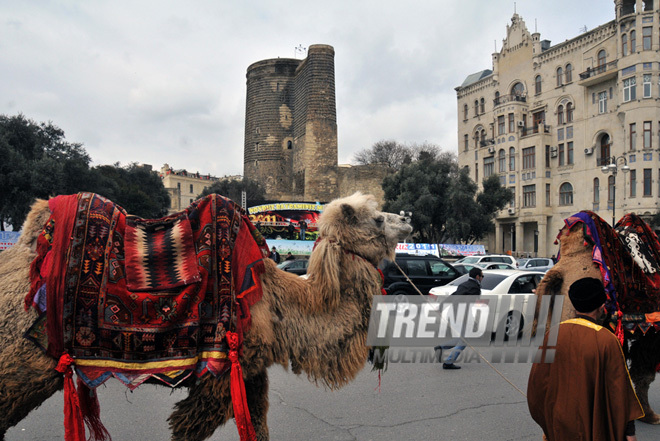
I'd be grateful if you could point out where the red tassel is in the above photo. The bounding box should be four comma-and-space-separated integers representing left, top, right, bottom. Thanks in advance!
226, 332, 257, 441
77, 378, 111, 441
615, 310, 624, 346
55, 354, 85, 441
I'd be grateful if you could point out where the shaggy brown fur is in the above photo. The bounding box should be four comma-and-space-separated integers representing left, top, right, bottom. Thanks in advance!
535, 222, 660, 425
0, 193, 412, 441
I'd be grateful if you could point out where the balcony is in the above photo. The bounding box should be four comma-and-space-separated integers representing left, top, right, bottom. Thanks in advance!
578, 60, 618, 87
521, 124, 551, 137
493, 94, 527, 107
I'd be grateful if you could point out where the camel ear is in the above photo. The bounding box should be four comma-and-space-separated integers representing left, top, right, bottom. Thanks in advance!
341, 204, 358, 224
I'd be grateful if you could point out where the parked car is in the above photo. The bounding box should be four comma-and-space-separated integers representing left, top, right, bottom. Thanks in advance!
454, 254, 518, 268
380, 254, 461, 296
276, 259, 309, 275
451, 263, 483, 275
453, 262, 515, 274
480, 262, 516, 270
428, 269, 545, 339
517, 257, 554, 273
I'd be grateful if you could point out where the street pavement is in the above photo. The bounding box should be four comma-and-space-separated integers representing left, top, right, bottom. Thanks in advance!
6, 347, 660, 440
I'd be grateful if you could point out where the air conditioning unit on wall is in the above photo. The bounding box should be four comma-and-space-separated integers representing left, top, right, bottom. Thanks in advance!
550, 146, 558, 158
488, 146, 496, 154
584, 147, 594, 155
507, 207, 515, 215
517, 121, 525, 127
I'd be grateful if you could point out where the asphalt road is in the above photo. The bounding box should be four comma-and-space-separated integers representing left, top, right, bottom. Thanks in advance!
6, 347, 660, 440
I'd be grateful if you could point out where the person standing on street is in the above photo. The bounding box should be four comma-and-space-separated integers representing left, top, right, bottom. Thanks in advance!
269, 246, 281, 263
527, 277, 644, 441
436, 267, 484, 370
299, 219, 307, 240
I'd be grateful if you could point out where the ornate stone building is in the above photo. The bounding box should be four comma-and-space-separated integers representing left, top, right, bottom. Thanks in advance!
456, 0, 660, 257
244, 44, 388, 204
159, 164, 240, 212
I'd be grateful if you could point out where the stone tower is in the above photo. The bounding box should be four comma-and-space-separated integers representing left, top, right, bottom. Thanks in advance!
244, 44, 338, 202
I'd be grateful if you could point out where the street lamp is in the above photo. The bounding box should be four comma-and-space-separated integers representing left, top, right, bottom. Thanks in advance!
601, 155, 630, 226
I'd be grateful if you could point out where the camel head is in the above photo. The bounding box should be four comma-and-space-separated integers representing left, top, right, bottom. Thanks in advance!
315, 192, 412, 265
536, 222, 602, 322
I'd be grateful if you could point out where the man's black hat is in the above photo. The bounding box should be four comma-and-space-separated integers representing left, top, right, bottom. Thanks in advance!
568, 277, 607, 313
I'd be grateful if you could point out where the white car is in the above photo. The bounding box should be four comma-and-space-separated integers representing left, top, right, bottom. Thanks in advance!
428, 269, 545, 339
454, 254, 518, 268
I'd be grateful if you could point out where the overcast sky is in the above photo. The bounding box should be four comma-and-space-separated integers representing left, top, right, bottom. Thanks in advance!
1, 0, 613, 177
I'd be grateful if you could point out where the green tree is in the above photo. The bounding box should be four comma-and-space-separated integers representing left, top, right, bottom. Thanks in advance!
198, 177, 266, 207
382, 149, 512, 244
91, 163, 170, 218
0, 114, 95, 230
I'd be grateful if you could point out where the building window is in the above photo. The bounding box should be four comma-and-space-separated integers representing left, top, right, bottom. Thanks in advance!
481, 129, 486, 144
630, 123, 637, 150
557, 105, 564, 125
598, 91, 608, 113
567, 142, 574, 165
643, 26, 652, 50
484, 156, 495, 178
643, 74, 652, 98
535, 75, 542, 94
643, 0, 654, 11
480, 98, 485, 114
593, 178, 600, 204
566, 103, 573, 122
558, 143, 565, 166
523, 185, 536, 207
631, 30, 636, 52
601, 134, 611, 160
556, 67, 563, 87
644, 168, 652, 196
177, 182, 181, 190
559, 183, 574, 205
498, 116, 505, 135
495, 91, 500, 104
545, 145, 551, 168
622, 33, 628, 56
522, 146, 536, 170
510, 187, 516, 208
630, 169, 637, 197
512, 82, 525, 97
464, 134, 469, 151
508, 113, 515, 133
565, 64, 572, 83
498, 149, 506, 173
546, 183, 551, 206
474, 100, 479, 116
623, 77, 637, 102
608, 175, 615, 203
474, 131, 479, 149
190, 184, 194, 193
509, 147, 515, 171
287, 140, 293, 149
463, 104, 468, 120
597, 50, 607, 73
644, 121, 652, 148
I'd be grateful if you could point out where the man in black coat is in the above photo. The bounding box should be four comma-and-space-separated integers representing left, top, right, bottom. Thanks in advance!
437, 267, 484, 369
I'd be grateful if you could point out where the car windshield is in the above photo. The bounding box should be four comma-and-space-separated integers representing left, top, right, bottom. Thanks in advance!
446, 273, 507, 290
276, 261, 291, 269
460, 257, 481, 264
517, 258, 530, 266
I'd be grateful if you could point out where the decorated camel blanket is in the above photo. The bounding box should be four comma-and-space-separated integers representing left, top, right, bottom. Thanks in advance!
559, 211, 660, 333
25, 192, 268, 390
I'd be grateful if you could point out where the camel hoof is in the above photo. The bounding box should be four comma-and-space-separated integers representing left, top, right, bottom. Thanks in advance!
641, 413, 660, 424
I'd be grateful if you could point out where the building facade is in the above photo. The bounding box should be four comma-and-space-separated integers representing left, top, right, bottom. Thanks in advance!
244, 44, 389, 204
159, 164, 240, 212
455, 0, 660, 257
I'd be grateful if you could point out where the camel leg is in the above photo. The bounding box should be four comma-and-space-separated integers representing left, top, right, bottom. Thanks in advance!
632, 370, 660, 424
244, 370, 270, 441
0, 340, 62, 438
168, 374, 233, 441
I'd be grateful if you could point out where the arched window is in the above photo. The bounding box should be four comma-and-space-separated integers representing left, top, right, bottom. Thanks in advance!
480, 98, 485, 114
498, 149, 506, 173
509, 147, 516, 171
495, 91, 500, 105
600, 134, 611, 160
559, 183, 574, 205
557, 105, 565, 125
597, 50, 607, 73
287, 140, 293, 149
593, 177, 600, 204
622, 33, 628, 56
463, 104, 468, 120
464, 134, 469, 151
556, 67, 563, 87
535, 75, 542, 94
566, 102, 574, 122
474, 131, 480, 149
565, 64, 572, 83
474, 100, 479, 116
481, 129, 486, 144
630, 30, 636, 53
608, 175, 615, 203
512, 82, 525, 97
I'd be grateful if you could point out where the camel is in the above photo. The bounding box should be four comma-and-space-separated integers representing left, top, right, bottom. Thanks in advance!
0, 192, 412, 441
535, 211, 660, 425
